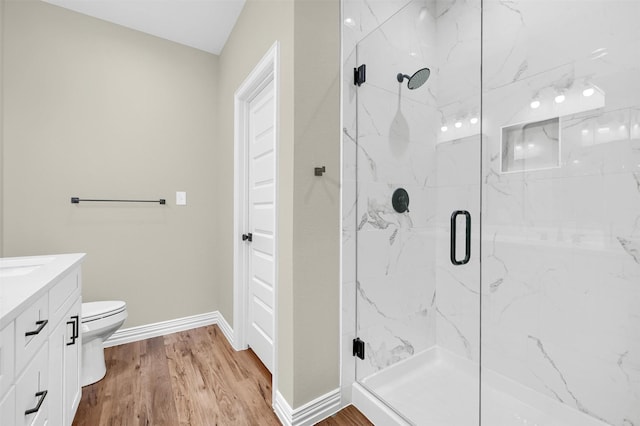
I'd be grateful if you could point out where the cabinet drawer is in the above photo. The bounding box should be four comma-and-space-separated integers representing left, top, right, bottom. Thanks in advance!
15, 293, 49, 375
16, 342, 49, 426
49, 267, 80, 327
0, 322, 15, 396
0, 386, 16, 426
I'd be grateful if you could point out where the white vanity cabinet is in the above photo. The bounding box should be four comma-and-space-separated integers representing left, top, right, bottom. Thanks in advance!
0, 254, 85, 426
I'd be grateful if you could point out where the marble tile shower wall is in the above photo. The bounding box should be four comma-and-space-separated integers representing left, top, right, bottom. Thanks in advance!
432, 0, 482, 363
481, 1, 640, 425
342, 0, 483, 396
342, 0, 483, 388
354, 1, 440, 381
341, 0, 436, 400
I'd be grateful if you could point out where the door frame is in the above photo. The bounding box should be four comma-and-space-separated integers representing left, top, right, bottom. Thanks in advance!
233, 41, 280, 383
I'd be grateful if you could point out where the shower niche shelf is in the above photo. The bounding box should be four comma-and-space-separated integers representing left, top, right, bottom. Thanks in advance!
501, 117, 561, 173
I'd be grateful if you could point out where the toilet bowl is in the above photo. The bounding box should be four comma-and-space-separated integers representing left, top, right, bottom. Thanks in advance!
81, 300, 127, 387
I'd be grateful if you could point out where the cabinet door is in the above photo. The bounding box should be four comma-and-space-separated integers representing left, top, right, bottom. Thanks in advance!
0, 386, 16, 426
65, 298, 82, 425
16, 342, 49, 426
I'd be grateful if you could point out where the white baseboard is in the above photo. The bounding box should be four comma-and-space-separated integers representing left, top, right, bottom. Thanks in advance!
105, 311, 233, 348
274, 388, 341, 426
216, 311, 234, 347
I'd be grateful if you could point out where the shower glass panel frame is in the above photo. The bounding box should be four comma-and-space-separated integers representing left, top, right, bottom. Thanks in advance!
353, 0, 482, 424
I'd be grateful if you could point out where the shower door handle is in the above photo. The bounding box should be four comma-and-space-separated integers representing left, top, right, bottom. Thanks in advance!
450, 210, 471, 265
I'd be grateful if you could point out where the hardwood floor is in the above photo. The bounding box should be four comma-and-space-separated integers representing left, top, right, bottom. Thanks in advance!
72, 325, 372, 425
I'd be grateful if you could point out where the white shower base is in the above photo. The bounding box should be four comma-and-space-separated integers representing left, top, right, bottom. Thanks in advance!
352, 347, 610, 426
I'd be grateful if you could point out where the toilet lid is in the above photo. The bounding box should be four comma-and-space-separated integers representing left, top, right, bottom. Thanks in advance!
82, 301, 126, 321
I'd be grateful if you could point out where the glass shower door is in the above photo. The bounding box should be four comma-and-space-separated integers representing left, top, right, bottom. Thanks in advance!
481, 1, 640, 425
353, 0, 482, 424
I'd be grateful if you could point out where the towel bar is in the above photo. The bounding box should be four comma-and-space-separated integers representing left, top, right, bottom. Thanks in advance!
71, 197, 166, 205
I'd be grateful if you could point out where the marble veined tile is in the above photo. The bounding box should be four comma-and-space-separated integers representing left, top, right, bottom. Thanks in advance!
342, 230, 357, 284
523, 336, 638, 426
356, 182, 437, 232
434, 0, 481, 109
357, 267, 435, 328
356, 0, 438, 107
356, 291, 436, 378
435, 227, 481, 361
343, 126, 357, 184
480, 225, 640, 424
603, 173, 640, 242
357, 82, 438, 144
356, 129, 437, 186
343, 0, 415, 44
357, 226, 436, 279
483, 0, 640, 91
435, 135, 481, 188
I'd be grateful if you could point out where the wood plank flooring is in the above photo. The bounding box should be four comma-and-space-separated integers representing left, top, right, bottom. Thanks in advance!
72, 325, 372, 426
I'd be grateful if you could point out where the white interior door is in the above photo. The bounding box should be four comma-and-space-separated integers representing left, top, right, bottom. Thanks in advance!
246, 79, 276, 372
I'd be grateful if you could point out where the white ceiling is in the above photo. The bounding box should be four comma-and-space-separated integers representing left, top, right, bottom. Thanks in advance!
42, 0, 246, 55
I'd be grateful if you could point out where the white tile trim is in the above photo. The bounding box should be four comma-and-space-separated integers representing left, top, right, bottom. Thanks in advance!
274, 388, 342, 426
104, 311, 233, 348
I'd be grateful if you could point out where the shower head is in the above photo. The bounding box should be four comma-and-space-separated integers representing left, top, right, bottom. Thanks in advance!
397, 68, 431, 90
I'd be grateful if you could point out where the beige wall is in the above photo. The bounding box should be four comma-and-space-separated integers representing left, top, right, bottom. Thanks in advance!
2, 0, 219, 327
217, 0, 341, 408
291, 0, 341, 407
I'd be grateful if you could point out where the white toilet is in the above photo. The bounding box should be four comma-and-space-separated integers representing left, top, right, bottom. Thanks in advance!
81, 300, 128, 387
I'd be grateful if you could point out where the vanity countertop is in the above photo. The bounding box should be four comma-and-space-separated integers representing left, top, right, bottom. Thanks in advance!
0, 253, 86, 328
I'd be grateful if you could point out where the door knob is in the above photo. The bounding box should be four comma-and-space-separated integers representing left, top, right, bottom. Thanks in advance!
242, 233, 253, 242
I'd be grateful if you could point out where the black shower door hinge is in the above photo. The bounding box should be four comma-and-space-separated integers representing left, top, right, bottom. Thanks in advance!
354, 64, 366, 86
353, 337, 365, 360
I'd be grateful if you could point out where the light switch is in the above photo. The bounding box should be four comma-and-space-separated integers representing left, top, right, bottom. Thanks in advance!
176, 191, 187, 206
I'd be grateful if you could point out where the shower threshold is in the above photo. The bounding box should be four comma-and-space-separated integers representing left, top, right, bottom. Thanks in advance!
352, 346, 610, 426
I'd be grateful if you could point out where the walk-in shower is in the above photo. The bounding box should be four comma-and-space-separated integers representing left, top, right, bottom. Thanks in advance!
342, 0, 640, 425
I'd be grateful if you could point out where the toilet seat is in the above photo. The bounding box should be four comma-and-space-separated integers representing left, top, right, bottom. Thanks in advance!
82, 301, 126, 323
